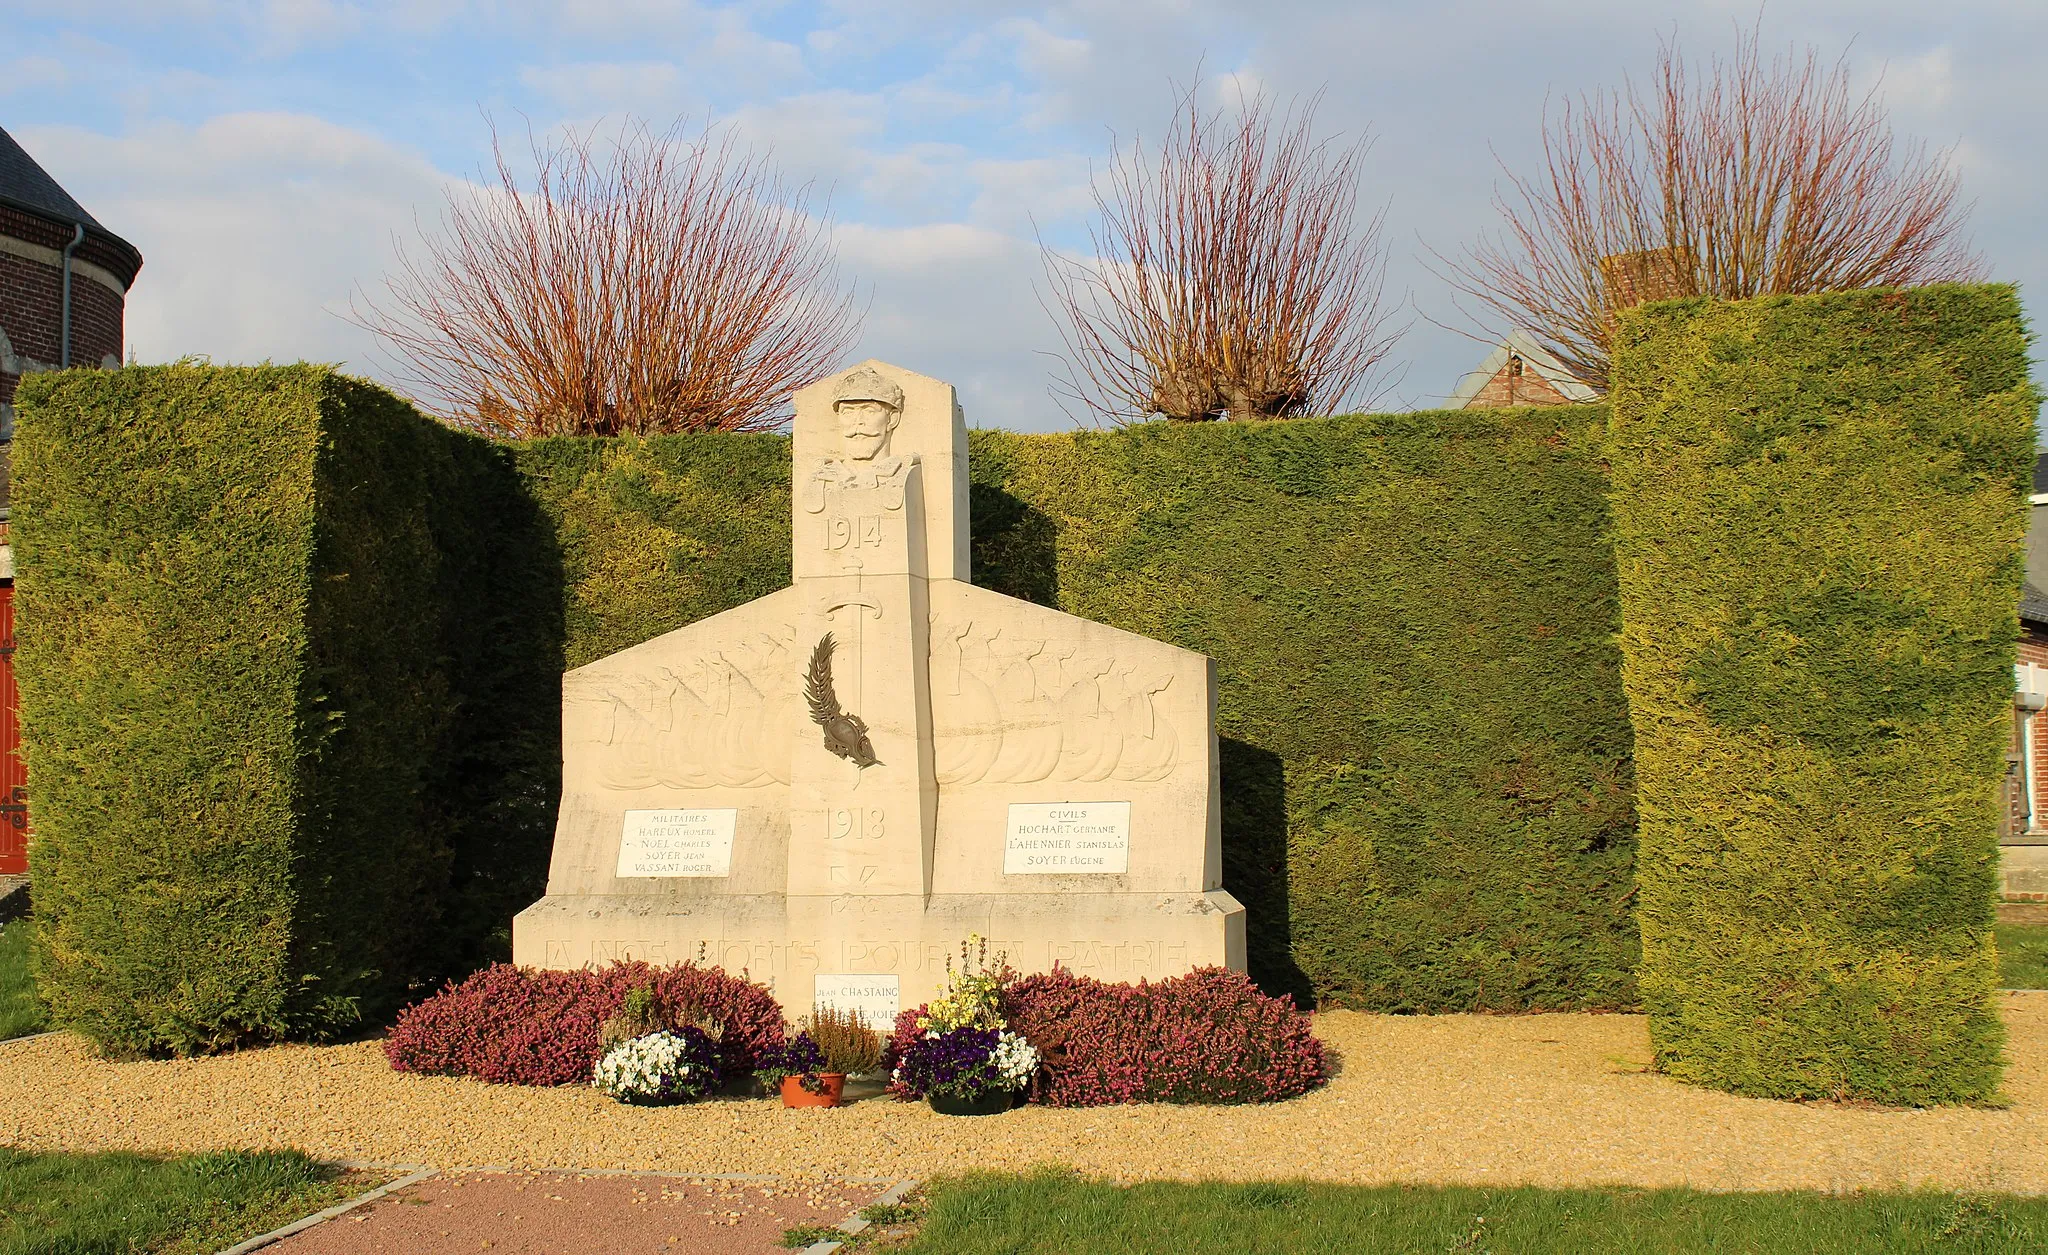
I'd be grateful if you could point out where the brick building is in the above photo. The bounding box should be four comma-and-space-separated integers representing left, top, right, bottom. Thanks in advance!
1446, 331, 1599, 410
0, 124, 141, 430
1449, 249, 1695, 411
2004, 455, 2048, 901
0, 124, 141, 886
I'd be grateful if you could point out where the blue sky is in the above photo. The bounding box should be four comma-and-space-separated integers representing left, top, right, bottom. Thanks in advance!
5, 0, 2043, 430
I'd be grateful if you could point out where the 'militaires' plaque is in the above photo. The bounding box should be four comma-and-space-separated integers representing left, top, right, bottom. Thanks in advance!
814, 973, 901, 1030
1003, 802, 1131, 874
617, 808, 737, 877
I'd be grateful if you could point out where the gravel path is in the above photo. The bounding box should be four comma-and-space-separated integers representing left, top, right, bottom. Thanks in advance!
5, 994, 2044, 1195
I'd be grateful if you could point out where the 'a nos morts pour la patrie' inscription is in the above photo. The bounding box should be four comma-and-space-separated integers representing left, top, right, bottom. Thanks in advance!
616, 808, 738, 877
1003, 802, 1132, 874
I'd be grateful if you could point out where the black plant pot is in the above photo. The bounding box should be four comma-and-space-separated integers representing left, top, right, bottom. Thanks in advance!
927, 1089, 1015, 1117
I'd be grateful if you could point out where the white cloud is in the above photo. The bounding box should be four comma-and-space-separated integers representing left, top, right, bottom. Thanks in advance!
993, 16, 1091, 78
0, 56, 70, 95
836, 221, 1069, 431
720, 91, 888, 185
14, 115, 461, 384
9, 0, 2043, 422
699, 11, 807, 82
855, 142, 972, 216
518, 61, 689, 115
251, 0, 362, 51
1207, 67, 1263, 114
964, 154, 1094, 232
1875, 45, 1957, 112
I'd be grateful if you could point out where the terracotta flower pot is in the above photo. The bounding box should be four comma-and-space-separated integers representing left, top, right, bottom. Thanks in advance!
780, 1073, 846, 1108
927, 1088, 1014, 1117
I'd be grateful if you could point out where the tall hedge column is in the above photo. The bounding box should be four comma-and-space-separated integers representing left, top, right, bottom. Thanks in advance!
13, 365, 556, 1056
1608, 286, 2037, 1104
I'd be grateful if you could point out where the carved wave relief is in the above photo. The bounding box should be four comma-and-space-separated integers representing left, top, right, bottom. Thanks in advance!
929, 616, 1179, 785
566, 615, 1183, 791
567, 627, 802, 789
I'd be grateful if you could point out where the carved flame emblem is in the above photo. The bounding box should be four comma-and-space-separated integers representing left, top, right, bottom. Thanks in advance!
806, 633, 879, 768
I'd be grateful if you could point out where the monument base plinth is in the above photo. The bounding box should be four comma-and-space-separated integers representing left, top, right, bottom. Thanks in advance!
512, 889, 1245, 1013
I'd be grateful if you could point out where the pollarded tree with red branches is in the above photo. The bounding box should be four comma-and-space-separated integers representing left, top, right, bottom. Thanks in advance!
359, 118, 861, 436
1042, 79, 1401, 425
1445, 23, 1981, 391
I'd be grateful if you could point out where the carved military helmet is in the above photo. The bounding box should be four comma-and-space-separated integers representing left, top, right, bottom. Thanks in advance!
833, 366, 905, 412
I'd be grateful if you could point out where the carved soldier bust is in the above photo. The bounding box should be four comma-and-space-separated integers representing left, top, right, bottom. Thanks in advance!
803, 366, 915, 513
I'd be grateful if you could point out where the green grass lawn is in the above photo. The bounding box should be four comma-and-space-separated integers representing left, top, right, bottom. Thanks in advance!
1998, 923, 2048, 990
889, 1173, 2048, 1254
0, 920, 46, 1040
0, 1148, 372, 1255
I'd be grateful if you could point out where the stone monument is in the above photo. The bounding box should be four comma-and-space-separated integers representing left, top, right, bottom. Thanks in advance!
512, 361, 1245, 1024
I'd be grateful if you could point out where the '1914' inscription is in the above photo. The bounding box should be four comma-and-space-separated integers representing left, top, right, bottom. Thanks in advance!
617, 808, 737, 877
1003, 802, 1131, 874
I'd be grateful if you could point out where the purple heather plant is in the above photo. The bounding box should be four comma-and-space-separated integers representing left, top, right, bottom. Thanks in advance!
384, 961, 785, 1087
1002, 966, 1325, 1106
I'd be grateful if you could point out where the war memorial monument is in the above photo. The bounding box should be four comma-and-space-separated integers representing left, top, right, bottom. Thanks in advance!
514, 361, 1244, 1025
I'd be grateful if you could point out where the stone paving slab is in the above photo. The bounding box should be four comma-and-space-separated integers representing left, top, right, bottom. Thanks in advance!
260, 1169, 889, 1255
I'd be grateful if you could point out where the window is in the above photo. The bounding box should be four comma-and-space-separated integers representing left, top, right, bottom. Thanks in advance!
2015, 660, 2048, 837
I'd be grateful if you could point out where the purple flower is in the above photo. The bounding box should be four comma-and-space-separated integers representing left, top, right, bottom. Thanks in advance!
892, 1026, 1004, 1100
756, 1031, 827, 1086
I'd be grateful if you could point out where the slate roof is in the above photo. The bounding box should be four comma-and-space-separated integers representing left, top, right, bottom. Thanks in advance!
2026, 454, 2048, 627
2025, 582, 2048, 628
0, 125, 106, 233
0, 124, 142, 290
1445, 331, 1601, 408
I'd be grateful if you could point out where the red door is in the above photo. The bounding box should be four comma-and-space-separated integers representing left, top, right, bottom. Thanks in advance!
0, 583, 25, 874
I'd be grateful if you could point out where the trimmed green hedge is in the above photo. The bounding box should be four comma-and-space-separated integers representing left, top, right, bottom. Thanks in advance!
1608, 286, 2037, 1104
15, 372, 1641, 1030
511, 435, 791, 670
514, 408, 1640, 1011
13, 366, 557, 1054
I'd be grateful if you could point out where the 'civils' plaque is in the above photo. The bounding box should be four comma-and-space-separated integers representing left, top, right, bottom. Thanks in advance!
616, 808, 737, 877
1003, 802, 1132, 874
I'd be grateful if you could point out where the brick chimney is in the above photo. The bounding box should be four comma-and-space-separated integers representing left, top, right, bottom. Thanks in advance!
1600, 247, 1693, 313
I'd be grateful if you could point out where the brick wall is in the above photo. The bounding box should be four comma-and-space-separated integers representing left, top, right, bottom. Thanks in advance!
0, 205, 137, 288
2005, 625, 2048, 900
1600, 248, 1693, 311
2017, 629, 2048, 821
0, 252, 124, 369
1462, 357, 1574, 408
0, 203, 131, 411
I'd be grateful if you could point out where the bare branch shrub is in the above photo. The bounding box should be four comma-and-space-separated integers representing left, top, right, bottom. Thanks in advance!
357, 117, 861, 436
1446, 23, 1981, 390
1042, 80, 1399, 424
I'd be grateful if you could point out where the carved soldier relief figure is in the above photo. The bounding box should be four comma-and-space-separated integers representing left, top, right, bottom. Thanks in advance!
515, 360, 1243, 1014
802, 367, 914, 511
